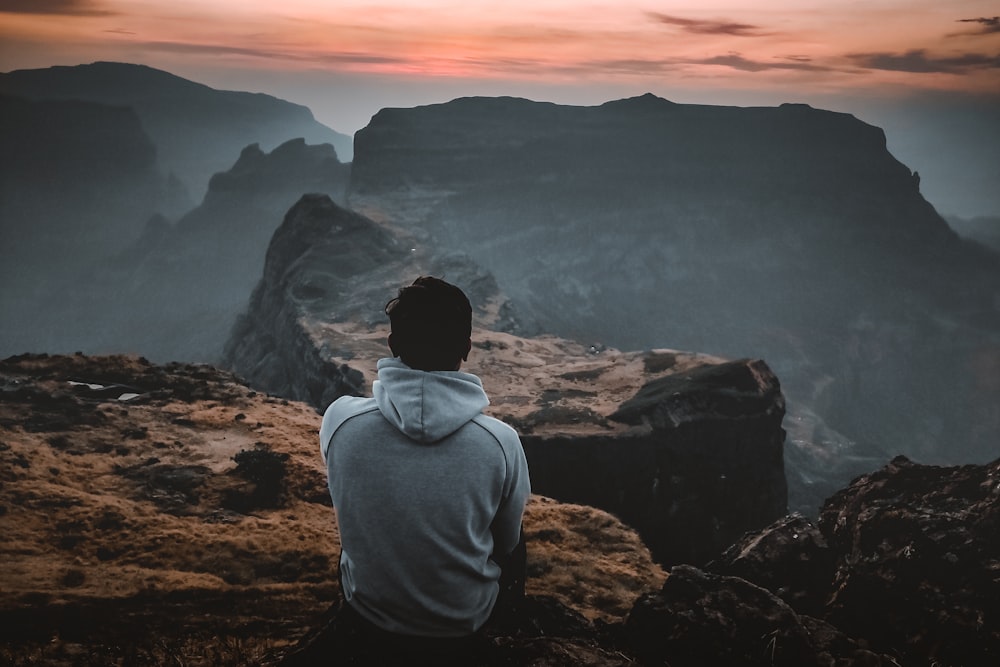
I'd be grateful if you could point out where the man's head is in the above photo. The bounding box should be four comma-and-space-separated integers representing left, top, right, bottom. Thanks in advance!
385, 276, 473, 371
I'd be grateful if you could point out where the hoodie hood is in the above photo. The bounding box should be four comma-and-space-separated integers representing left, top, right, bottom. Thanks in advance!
372, 357, 490, 443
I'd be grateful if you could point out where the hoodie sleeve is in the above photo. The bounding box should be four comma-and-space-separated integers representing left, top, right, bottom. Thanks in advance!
475, 415, 531, 557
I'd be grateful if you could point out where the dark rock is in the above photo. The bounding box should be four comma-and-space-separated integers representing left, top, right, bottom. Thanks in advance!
818, 455, 1000, 665
525, 358, 787, 566
280, 595, 627, 667
707, 513, 835, 617
698, 455, 1000, 666
610, 358, 784, 428
622, 565, 893, 666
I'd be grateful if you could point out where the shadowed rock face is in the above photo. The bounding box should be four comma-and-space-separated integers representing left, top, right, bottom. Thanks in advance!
223, 193, 788, 566
708, 456, 1000, 665
348, 94, 1000, 489
623, 565, 893, 667
526, 358, 787, 565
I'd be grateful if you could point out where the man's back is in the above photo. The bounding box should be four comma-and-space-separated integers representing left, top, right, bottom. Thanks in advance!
321, 357, 529, 637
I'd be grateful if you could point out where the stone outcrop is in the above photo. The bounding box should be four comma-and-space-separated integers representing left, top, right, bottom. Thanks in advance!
708, 456, 1000, 665
283, 454, 1000, 666
348, 93, 1000, 499
525, 358, 787, 565
623, 565, 893, 666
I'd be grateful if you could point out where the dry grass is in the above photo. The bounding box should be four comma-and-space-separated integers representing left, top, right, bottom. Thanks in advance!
523, 497, 666, 622
1, 354, 666, 664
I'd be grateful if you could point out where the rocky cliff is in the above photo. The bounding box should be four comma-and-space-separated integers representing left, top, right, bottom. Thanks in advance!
223, 193, 788, 565
348, 94, 1000, 495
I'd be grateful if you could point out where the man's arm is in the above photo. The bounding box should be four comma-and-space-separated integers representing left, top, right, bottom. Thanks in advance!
488, 425, 530, 558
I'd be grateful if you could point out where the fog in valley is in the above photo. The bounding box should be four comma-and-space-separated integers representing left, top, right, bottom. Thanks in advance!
2, 63, 999, 515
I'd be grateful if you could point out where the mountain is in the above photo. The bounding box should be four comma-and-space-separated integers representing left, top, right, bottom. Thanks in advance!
0, 62, 355, 363
348, 94, 1000, 476
0, 94, 166, 267
0, 137, 349, 363
0, 62, 353, 198
946, 214, 1000, 253
0, 93, 185, 356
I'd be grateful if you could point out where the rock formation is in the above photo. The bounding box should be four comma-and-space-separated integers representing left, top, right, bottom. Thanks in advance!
98, 138, 350, 363
348, 94, 1000, 499
223, 194, 788, 565
526, 358, 787, 565
707, 456, 1000, 665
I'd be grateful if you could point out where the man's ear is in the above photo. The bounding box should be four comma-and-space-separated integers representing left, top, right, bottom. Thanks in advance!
388, 333, 398, 357
462, 337, 472, 362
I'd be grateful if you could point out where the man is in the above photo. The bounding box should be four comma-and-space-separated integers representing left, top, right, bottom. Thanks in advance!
319, 276, 530, 657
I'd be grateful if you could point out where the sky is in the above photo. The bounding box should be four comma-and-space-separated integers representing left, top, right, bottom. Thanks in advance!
2, 0, 999, 217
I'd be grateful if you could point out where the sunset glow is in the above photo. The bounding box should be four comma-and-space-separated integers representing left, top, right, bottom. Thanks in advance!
3, 1, 998, 91
2, 0, 998, 216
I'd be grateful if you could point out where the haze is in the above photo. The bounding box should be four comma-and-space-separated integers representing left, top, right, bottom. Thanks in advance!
2, 0, 999, 217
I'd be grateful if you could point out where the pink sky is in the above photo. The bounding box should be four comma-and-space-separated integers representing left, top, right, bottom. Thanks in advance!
2, 0, 999, 215
3, 1, 998, 122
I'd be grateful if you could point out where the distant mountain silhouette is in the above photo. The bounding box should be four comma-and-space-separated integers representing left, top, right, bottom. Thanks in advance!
946, 214, 1000, 254
350, 94, 1000, 479
0, 93, 184, 354
2, 139, 349, 362
0, 63, 354, 361
0, 62, 353, 198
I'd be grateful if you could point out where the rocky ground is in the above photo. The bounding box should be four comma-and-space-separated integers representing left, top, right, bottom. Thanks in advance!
2, 353, 997, 666
0, 354, 663, 665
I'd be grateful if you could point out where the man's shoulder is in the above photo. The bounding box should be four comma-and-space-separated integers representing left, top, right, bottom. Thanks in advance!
326, 395, 379, 421
471, 414, 521, 447
320, 396, 379, 460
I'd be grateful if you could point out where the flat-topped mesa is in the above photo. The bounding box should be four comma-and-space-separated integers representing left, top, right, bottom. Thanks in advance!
223, 194, 788, 565
346, 94, 1000, 478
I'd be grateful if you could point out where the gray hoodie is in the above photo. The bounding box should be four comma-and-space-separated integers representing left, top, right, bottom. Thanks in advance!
320, 357, 530, 637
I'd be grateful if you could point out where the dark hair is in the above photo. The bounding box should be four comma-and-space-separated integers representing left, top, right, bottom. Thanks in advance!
385, 276, 472, 371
